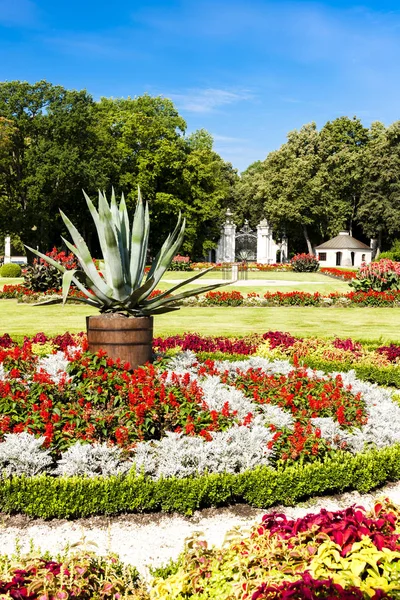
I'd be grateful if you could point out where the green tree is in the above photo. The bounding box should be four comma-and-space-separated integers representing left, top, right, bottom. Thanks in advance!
232, 161, 265, 228
257, 123, 323, 253
95, 96, 237, 257
358, 121, 400, 255
316, 116, 369, 236
0, 80, 107, 252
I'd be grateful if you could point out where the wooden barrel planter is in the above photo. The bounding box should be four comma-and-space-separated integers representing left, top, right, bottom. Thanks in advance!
86, 315, 153, 370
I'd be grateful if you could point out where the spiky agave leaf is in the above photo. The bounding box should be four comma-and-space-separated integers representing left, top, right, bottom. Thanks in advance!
129, 188, 149, 289
97, 192, 128, 300
140, 281, 235, 313
25, 188, 235, 317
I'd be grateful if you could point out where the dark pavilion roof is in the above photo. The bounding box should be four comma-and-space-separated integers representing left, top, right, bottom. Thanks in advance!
315, 234, 371, 251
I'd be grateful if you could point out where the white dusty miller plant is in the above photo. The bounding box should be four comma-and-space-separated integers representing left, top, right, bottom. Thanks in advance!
0, 433, 53, 477
54, 441, 132, 477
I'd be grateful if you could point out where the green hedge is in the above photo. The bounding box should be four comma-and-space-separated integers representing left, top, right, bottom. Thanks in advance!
301, 355, 400, 387
1, 445, 400, 519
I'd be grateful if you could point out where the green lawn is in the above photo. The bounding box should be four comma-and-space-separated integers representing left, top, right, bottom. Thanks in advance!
1, 299, 398, 342
160, 271, 350, 294
164, 271, 337, 281
0, 277, 23, 290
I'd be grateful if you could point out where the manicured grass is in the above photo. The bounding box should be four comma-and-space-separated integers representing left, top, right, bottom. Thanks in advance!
1, 299, 399, 342
158, 281, 349, 294
164, 271, 338, 281
0, 277, 23, 290
160, 271, 350, 294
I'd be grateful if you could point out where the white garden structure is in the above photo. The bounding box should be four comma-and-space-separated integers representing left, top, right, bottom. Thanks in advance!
315, 231, 372, 267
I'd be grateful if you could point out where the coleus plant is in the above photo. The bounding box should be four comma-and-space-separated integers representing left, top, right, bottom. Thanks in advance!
25, 188, 230, 316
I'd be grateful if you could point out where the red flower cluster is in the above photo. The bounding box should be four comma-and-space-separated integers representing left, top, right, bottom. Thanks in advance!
232, 366, 366, 463
264, 291, 321, 305
262, 331, 299, 349
204, 290, 244, 306
0, 349, 239, 452
234, 367, 366, 426
321, 267, 357, 280
39, 247, 77, 270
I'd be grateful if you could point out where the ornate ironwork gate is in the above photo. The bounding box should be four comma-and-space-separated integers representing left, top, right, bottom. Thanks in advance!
235, 220, 257, 261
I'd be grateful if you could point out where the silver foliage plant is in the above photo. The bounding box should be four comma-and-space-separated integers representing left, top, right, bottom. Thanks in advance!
25, 188, 228, 317
133, 427, 274, 480
54, 441, 132, 477
0, 433, 53, 477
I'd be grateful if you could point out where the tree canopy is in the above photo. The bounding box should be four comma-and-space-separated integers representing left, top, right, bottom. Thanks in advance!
1, 79, 400, 259
0, 81, 237, 259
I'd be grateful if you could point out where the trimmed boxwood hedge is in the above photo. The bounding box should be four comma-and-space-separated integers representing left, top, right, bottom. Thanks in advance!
1, 444, 400, 519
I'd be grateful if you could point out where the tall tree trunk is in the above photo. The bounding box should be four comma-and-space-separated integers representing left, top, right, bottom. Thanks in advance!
303, 224, 313, 254
349, 194, 357, 237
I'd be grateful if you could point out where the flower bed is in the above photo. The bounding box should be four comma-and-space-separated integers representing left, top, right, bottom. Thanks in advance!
1, 333, 400, 518
0, 549, 142, 599
197, 290, 400, 307
3, 501, 400, 598
190, 262, 293, 271
152, 501, 400, 599
321, 267, 357, 280
351, 259, 400, 292
5, 284, 400, 307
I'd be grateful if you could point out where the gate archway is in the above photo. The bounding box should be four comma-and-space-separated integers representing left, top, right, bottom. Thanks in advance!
235, 220, 257, 261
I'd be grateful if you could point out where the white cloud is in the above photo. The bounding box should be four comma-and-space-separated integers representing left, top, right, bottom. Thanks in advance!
170, 88, 253, 113
212, 134, 247, 143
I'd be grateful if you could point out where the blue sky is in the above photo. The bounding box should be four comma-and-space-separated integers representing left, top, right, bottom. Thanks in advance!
1, 0, 400, 171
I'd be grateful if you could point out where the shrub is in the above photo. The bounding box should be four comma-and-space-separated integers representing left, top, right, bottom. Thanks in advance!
290, 253, 320, 272
0, 432, 53, 476
378, 240, 400, 262
24, 247, 77, 292
169, 260, 193, 271
0, 263, 21, 277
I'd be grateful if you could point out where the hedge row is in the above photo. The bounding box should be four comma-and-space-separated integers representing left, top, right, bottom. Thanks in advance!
300, 355, 400, 388
1, 444, 400, 519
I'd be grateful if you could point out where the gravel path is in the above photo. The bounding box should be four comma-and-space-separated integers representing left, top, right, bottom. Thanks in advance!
2, 482, 400, 579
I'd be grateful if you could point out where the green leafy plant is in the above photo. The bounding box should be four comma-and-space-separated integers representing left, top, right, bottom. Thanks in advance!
25, 189, 229, 316
0, 263, 21, 277
24, 248, 77, 292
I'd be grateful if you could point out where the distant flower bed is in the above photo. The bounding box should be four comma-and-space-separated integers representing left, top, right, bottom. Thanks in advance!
321, 267, 357, 280
190, 261, 293, 271
4, 286, 400, 307
291, 253, 319, 272
189, 289, 400, 307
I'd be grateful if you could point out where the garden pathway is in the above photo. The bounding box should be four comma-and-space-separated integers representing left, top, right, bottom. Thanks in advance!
1, 481, 400, 580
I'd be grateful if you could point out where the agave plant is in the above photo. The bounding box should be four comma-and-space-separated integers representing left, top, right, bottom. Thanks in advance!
25, 189, 230, 316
